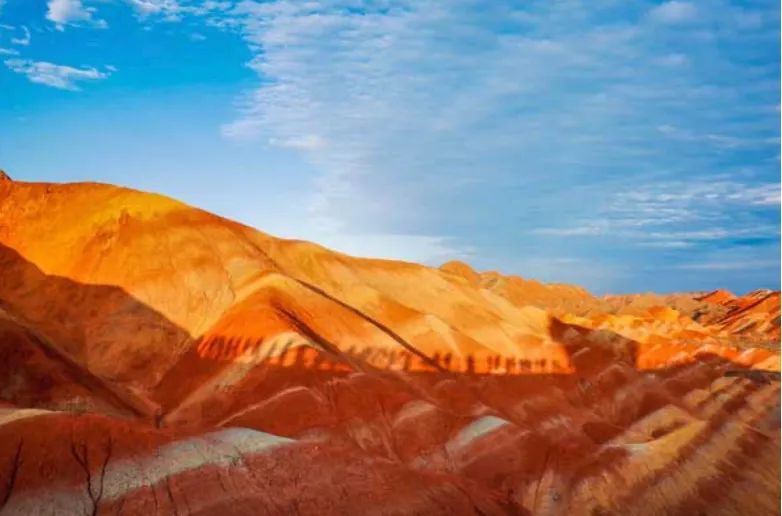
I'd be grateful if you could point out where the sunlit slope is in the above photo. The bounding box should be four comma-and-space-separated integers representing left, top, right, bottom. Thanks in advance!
0, 178, 582, 393
2, 178, 778, 389
1, 174, 780, 515
441, 260, 600, 315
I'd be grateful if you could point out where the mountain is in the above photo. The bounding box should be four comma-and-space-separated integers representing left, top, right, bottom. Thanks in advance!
0, 174, 779, 515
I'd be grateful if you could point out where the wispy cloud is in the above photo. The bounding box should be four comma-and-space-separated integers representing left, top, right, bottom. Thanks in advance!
203, 0, 781, 286
10, 26, 30, 46
128, 0, 182, 22
675, 260, 779, 271
4, 58, 111, 90
534, 224, 610, 237
534, 179, 780, 247
648, 1, 698, 24
128, 0, 176, 15
5, 0, 778, 290
128, 0, 230, 21
608, 179, 780, 217
46, 0, 107, 30
656, 124, 777, 149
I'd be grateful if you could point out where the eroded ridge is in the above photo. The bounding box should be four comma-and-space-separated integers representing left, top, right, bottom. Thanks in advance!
0, 178, 779, 515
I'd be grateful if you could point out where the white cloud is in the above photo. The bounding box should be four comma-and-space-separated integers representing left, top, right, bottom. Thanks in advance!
268, 134, 326, 151
533, 224, 776, 243
675, 260, 779, 271
533, 224, 609, 237
128, 0, 230, 20
112, 0, 780, 289
644, 228, 752, 240
638, 240, 693, 249
4, 58, 111, 90
648, 1, 698, 24
612, 180, 781, 210
0, 47, 18, 56
128, 0, 179, 15
47, 0, 107, 29
655, 124, 775, 149
10, 26, 30, 46
216, 1, 777, 249
190, 1, 231, 16
533, 179, 780, 248
219, 117, 262, 140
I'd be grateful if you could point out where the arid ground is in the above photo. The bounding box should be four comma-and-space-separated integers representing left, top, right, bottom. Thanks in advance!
0, 173, 779, 515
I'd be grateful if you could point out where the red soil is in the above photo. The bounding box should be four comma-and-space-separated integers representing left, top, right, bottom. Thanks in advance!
0, 176, 779, 515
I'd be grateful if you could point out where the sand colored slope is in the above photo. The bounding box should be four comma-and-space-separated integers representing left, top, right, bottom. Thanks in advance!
0, 174, 779, 515
1, 179, 579, 395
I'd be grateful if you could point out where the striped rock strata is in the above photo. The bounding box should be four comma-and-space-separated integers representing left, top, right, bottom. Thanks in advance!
0, 177, 779, 515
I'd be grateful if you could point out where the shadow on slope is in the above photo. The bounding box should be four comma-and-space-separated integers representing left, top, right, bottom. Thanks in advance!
157, 309, 779, 440
151, 328, 780, 516
0, 241, 779, 515
0, 243, 194, 420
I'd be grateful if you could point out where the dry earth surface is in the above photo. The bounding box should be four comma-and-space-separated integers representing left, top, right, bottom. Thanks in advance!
0, 172, 779, 515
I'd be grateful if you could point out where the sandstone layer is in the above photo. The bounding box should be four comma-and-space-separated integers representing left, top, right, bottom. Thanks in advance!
0, 176, 779, 515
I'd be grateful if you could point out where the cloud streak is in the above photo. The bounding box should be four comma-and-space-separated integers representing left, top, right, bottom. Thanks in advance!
4, 58, 111, 90
675, 260, 779, 271
10, 26, 30, 46
534, 179, 779, 249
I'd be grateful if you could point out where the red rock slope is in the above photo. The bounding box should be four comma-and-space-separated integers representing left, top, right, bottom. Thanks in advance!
0, 174, 779, 515
698, 289, 781, 343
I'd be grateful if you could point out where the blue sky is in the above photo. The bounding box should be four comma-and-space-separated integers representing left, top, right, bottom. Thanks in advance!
1, 0, 779, 294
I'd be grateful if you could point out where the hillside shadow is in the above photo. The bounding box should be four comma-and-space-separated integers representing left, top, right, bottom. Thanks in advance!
157, 305, 779, 431
0, 242, 194, 420
177, 309, 776, 380
0, 241, 778, 431
0, 240, 779, 516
